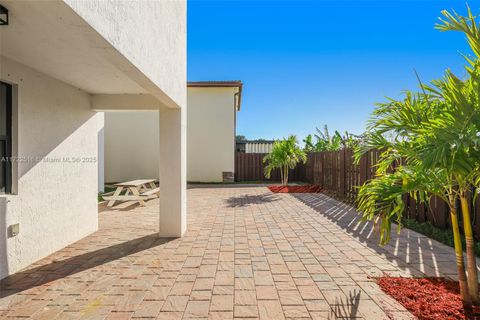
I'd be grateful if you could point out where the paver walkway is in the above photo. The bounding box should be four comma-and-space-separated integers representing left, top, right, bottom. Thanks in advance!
0, 185, 465, 319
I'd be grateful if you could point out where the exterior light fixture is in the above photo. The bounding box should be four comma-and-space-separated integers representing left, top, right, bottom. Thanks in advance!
0, 4, 8, 26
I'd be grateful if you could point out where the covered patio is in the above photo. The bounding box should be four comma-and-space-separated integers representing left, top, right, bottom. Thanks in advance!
0, 0, 186, 282
1, 185, 462, 319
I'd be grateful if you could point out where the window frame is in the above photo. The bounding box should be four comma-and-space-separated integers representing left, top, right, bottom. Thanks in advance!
0, 81, 12, 194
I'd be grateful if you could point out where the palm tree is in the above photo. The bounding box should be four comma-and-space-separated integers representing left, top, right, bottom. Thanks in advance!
355, 96, 473, 306
264, 135, 307, 185
434, 7, 480, 304
420, 71, 480, 305
355, 6, 480, 306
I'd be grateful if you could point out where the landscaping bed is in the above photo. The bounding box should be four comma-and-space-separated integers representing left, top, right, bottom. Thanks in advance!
376, 277, 480, 320
268, 185, 322, 193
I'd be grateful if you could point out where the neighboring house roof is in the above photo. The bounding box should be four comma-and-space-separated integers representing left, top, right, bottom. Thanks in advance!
188, 80, 243, 111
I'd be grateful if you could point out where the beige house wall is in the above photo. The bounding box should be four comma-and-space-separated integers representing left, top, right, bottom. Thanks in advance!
187, 87, 236, 182
104, 87, 237, 183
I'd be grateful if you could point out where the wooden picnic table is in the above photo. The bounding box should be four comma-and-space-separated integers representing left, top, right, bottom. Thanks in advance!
104, 179, 159, 207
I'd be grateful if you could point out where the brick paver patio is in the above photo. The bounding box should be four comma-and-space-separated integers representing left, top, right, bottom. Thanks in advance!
0, 185, 465, 319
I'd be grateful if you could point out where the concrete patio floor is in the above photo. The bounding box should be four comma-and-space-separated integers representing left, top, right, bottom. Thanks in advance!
0, 185, 465, 319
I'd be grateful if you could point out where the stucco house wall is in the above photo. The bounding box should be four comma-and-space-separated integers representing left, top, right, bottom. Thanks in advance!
0, 57, 99, 279
187, 87, 236, 182
105, 112, 160, 182
104, 86, 238, 183
64, 0, 187, 109
0, 0, 187, 279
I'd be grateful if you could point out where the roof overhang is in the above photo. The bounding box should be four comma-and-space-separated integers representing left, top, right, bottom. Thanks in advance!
0, 1, 179, 109
188, 81, 243, 111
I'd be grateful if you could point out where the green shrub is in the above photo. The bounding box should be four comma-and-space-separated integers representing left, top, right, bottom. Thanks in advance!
402, 218, 480, 257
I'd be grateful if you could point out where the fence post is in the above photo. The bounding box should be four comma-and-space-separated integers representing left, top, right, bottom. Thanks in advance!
316, 152, 325, 188
339, 149, 346, 199
235, 152, 238, 182
359, 152, 368, 186
312, 153, 315, 184
258, 153, 263, 181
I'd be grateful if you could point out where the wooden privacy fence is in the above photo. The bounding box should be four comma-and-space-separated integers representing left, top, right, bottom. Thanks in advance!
235, 153, 306, 182
304, 149, 480, 239
304, 149, 377, 202
236, 150, 480, 238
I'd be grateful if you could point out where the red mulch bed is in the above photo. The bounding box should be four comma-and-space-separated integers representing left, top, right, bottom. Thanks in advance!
376, 277, 480, 320
268, 185, 322, 193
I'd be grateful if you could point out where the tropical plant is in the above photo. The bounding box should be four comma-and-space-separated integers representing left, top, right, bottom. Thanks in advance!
303, 125, 360, 152
355, 6, 480, 307
264, 135, 307, 185
314, 125, 343, 151
303, 134, 317, 152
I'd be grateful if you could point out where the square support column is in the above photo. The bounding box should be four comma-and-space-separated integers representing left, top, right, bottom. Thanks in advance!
159, 106, 187, 237
97, 112, 105, 193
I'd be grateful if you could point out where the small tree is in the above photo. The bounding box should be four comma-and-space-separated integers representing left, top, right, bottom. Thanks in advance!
264, 135, 307, 185
355, 6, 480, 307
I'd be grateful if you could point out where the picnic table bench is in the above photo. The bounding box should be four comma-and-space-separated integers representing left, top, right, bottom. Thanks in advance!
103, 179, 159, 207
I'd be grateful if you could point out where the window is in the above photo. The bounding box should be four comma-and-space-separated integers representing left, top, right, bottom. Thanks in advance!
0, 81, 12, 194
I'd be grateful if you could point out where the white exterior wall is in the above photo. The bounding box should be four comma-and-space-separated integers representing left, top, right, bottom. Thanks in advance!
0, 57, 99, 279
65, 0, 188, 237
64, 0, 187, 109
187, 88, 236, 182
159, 106, 186, 236
104, 87, 236, 183
98, 113, 105, 193
0, 0, 187, 278
105, 112, 159, 183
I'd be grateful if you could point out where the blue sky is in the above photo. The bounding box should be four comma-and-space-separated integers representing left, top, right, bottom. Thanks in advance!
188, 0, 476, 141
